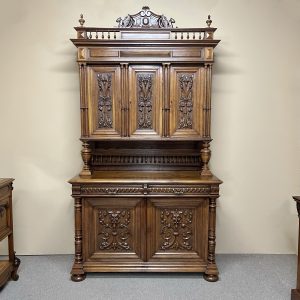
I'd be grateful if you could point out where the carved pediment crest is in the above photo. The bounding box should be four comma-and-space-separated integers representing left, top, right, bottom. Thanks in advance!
116, 6, 175, 28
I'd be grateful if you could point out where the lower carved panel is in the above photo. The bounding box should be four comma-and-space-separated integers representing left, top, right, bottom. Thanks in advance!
98, 209, 132, 251
147, 198, 208, 261
83, 198, 145, 262
160, 208, 193, 250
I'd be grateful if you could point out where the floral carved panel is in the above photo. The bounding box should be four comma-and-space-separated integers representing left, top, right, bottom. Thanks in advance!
159, 208, 193, 251
97, 209, 132, 251
178, 74, 194, 129
137, 73, 153, 129
97, 73, 113, 128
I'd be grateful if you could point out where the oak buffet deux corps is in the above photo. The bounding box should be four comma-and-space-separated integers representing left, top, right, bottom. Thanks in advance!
69, 6, 221, 282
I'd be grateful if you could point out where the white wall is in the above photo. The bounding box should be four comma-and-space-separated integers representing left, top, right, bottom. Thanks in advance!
0, 0, 299, 254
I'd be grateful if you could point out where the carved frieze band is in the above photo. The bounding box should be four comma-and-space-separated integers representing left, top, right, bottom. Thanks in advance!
116, 6, 175, 28
97, 73, 113, 128
160, 208, 193, 250
178, 74, 194, 129
80, 185, 213, 195
98, 209, 132, 251
92, 154, 200, 165
137, 73, 153, 129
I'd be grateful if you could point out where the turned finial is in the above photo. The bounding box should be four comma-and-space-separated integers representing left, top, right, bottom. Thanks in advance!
206, 15, 212, 27
79, 14, 85, 27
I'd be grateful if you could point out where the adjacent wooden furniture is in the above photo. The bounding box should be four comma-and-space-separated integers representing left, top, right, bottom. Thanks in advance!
292, 196, 300, 300
69, 6, 221, 282
0, 178, 20, 288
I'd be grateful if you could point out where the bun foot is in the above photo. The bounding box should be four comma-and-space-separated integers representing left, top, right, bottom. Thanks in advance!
203, 273, 219, 282
71, 273, 86, 282
11, 256, 20, 281
11, 273, 19, 281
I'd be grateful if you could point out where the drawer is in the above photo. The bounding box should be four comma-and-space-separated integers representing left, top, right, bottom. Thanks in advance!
79, 184, 145, 196
147, 184, 211, 196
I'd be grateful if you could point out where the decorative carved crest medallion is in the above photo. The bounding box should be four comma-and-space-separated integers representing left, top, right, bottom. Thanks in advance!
97, 73, 113, 128
116, 6, 175, 28
98, 209, 132, 251
160, 208, 193, 250
137, 74, 153, 129
178, 74, 194, 129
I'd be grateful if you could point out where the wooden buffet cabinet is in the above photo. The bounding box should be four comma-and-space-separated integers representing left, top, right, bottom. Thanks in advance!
69, 7, 221, 282
0, 179, 20, 287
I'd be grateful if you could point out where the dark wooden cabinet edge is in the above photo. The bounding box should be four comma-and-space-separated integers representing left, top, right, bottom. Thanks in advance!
292, 196, 300, 299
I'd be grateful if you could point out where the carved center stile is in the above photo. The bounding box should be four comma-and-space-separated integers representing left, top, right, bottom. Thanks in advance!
160, 208, 193, 251
178, 74, 194, 129
97, 73, 113, 128
137, 74, 153, 129
98, 209, 132, 251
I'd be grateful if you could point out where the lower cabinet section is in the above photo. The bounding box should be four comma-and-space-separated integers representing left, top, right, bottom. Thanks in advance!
70, 181, 220, 282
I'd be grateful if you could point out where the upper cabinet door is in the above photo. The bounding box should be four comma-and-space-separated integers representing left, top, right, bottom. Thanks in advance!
129, 65, 163, 138
170, 67, 204, 138
88, 66, 122, 138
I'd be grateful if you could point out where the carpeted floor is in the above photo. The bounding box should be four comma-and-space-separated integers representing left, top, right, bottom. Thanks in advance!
0, 254, 296, 300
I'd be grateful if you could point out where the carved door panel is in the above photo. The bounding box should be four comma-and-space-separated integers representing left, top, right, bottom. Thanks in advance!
83, 198, 146, 262
129, 65, 163, 138
147, 198, 208, 263
169, 67, 204, 138
87, 66, 122, 138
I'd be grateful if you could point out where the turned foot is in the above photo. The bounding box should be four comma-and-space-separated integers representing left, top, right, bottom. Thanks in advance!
11, 256, 20, 281
71, 273, 86, 282
203, 273, 219, 282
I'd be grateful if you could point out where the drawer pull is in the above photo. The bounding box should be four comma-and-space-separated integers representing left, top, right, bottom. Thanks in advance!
173, 189, 184, 195
105, 188, 118, 195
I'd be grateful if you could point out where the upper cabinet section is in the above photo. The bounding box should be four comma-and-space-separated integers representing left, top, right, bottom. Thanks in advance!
73, 7, 219, 140
71, 7, 220, 64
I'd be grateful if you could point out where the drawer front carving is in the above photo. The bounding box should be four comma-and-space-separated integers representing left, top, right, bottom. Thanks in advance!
80, 185, 145, 195
148, 185, 211, 195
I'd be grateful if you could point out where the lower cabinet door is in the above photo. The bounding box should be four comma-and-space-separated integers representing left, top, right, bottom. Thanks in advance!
147, 198, 209, 263
83, 197, 146, 262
